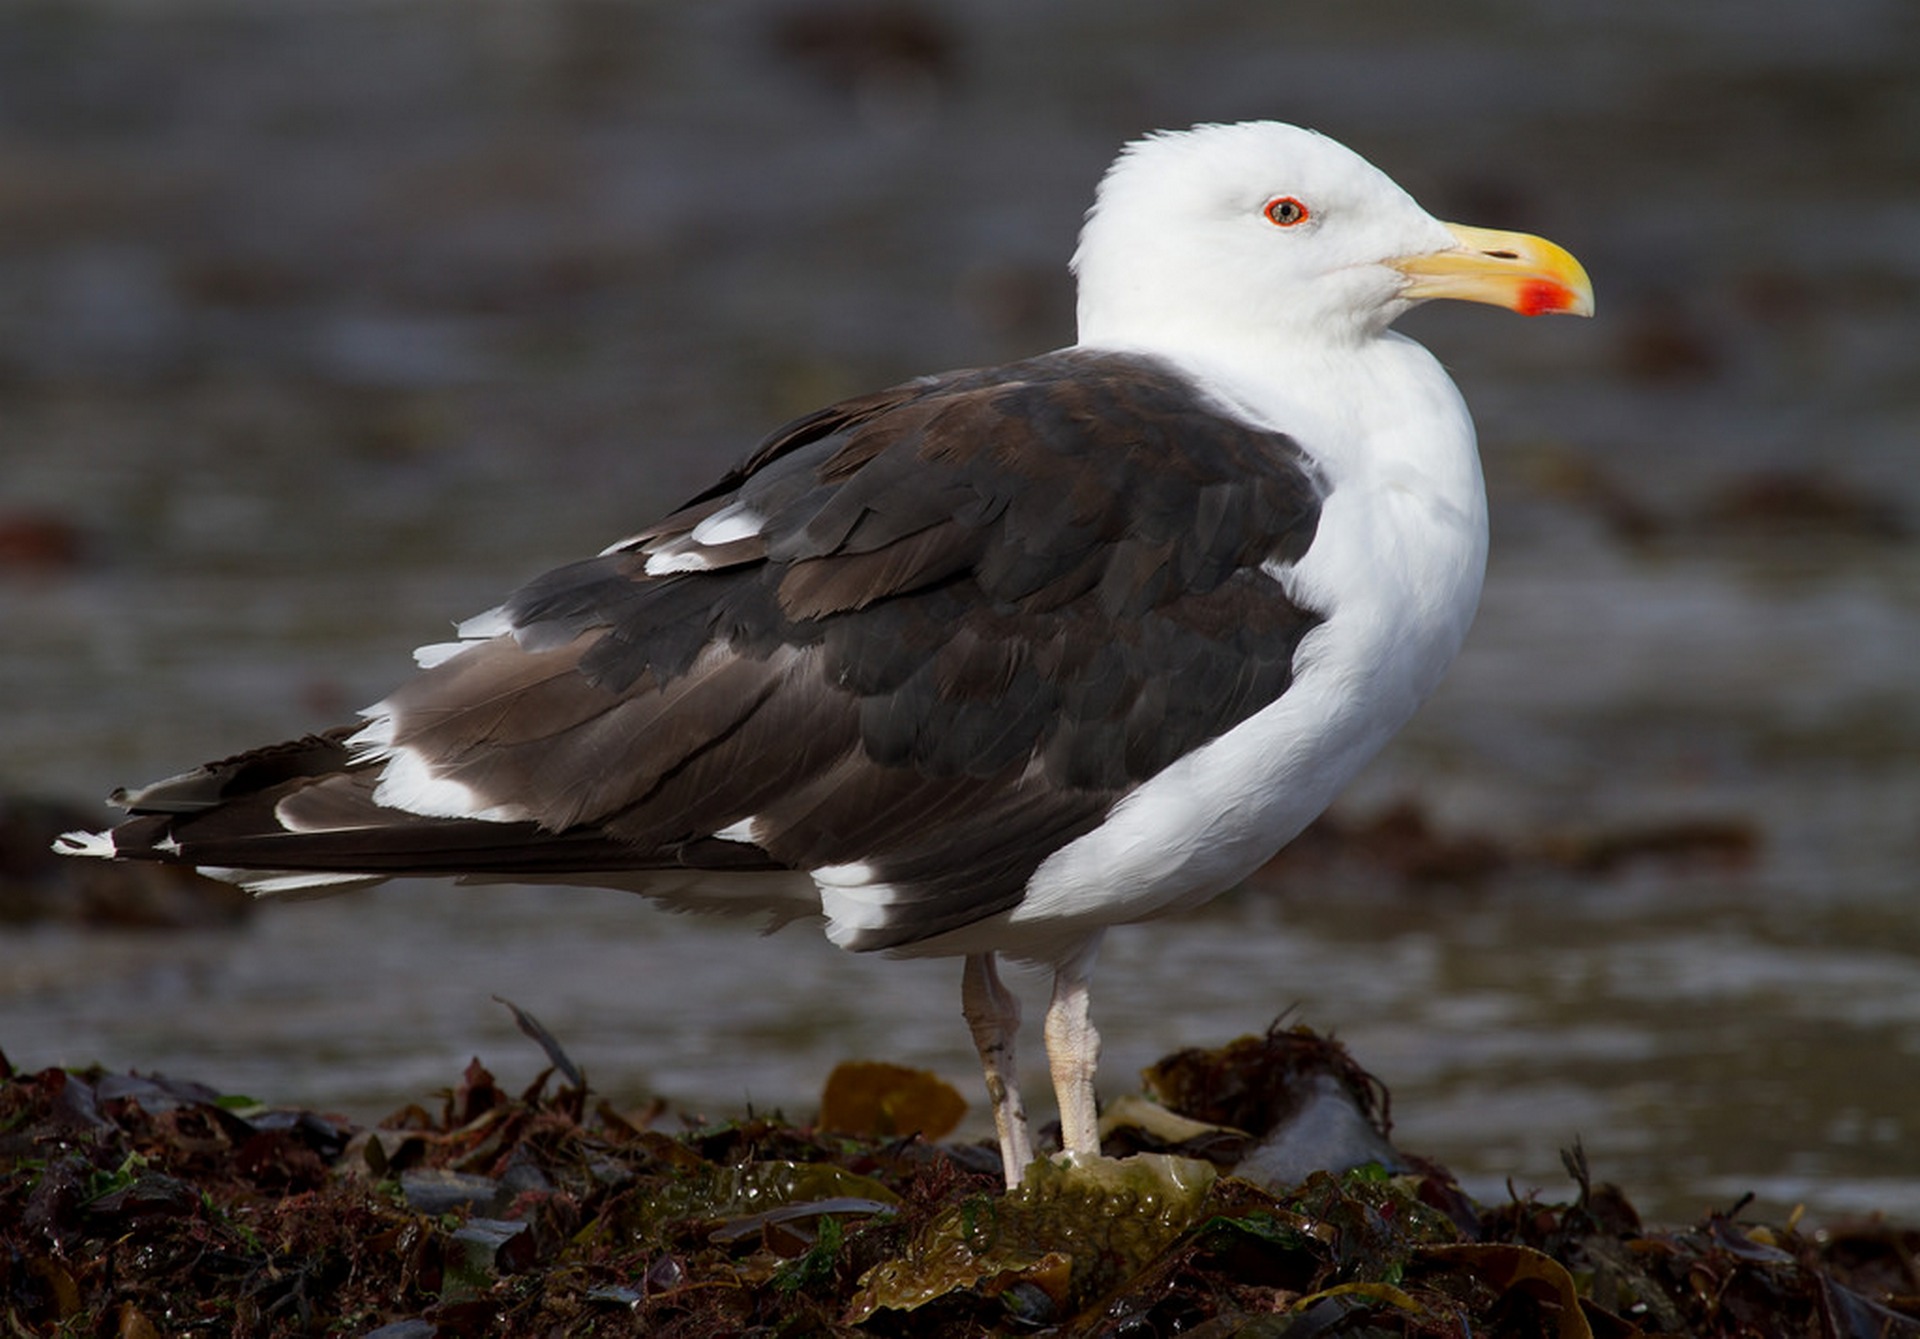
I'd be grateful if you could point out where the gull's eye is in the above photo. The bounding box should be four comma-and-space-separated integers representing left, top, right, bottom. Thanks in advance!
1263, 196, 1309, 227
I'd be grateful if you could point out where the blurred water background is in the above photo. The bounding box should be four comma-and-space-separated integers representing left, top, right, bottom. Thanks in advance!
2, 0, 1917, 1225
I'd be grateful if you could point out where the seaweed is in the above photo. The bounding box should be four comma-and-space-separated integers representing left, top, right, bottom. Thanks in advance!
2, 1022, 1915, 1337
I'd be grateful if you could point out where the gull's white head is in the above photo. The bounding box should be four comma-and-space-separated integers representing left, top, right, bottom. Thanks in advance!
1072, 121, 1592, 353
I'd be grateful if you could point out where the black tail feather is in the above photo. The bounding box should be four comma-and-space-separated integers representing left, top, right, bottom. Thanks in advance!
93, 730, 783, 884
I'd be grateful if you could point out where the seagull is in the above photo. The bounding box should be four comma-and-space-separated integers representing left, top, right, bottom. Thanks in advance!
60, 121, 1592, 1188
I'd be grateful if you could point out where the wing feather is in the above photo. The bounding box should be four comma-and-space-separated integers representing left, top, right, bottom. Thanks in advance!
93, 349, 1327, 949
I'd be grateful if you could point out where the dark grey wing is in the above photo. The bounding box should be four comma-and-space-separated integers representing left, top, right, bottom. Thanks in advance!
94, 350, 1328, 949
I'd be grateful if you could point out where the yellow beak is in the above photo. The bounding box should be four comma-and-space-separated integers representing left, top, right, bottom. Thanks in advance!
1391, 222, 1595, 317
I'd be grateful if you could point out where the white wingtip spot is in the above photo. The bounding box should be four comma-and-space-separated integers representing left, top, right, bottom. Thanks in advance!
643, 546, 713, 577
599, 532, 646, 556
815, 863, 900, 946
813, 860, 878, 888
455, 605, 513, 640
713, 816, 762, 845
636, 503, 765, 576
54, 829, 116, 859
370, 746, 529, 823
689, 502, 764, 546
409, 605, 514, 668
347, 707, 396, 761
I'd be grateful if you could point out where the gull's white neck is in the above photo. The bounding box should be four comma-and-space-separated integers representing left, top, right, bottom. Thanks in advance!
1078, 318, 1481, 516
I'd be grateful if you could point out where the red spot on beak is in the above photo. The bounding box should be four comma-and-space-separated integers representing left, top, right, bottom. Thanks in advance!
1516, 278, 1571, 317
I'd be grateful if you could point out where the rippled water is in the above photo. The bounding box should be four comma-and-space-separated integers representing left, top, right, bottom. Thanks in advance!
3, 0, 1917, 1225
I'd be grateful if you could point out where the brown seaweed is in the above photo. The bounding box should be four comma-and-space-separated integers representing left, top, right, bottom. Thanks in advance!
3, 1023, 1916, 1337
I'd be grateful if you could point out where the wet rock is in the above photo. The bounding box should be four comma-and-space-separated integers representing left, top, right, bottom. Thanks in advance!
1112, 1024, 1408, 1195
399, 1169, 508, 1216
449, 1217, 536, 1276
85, 1172, 201, 1224
362, 1322, 437, 1339
1232, 1071, 1408, 1192
1140, 1024, 1393, 1150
